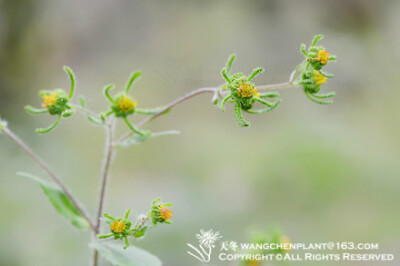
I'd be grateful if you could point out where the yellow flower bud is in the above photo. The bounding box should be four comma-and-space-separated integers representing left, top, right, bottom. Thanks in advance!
116, 96, 137, 113
313, 71, 327, 85
41, 93, 57, 108
159, 206, 173, 220
316, 50, 330, 65
237, 83, 259, 98
111, 221, 126, 233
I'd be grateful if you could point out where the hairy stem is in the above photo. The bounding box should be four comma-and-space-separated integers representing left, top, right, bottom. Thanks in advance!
255, 81, 295, 90
91, 118, 116, 266
70, 104, 100, 117
1, 126, 95, 230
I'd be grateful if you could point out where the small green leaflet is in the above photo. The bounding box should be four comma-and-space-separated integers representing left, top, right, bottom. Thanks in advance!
118, 130, 180, 148
90, 241, 162, 266
17, 172, 90, 230
79, 96, 86, 107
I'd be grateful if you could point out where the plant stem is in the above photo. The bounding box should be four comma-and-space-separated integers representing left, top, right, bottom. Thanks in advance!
137, 87, 218, 128
91, 118, 116, 266
1, 125, 95, 230
255, 81, 295, 90
70, 104, 100, 117
114, 81, 298, 147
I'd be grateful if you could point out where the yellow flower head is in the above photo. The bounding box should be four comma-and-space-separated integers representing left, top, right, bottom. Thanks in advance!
316, 50, 330, 65
111, 221, 126, 233
313, 70, 327, 85
159, 206, 173, 220
41, 93, 57, 108
116, 96, 137, 113
237, 83, 260, 98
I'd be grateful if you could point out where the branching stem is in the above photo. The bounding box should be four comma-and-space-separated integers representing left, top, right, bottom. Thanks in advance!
113, 80, 299, 147
255, 81, 295, 90
91, 118, 116, 266
70, 104, 100, 118
1, 126, 95, 230
3, 71, 303, 266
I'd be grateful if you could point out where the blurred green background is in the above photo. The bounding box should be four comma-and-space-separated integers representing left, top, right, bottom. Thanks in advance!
1, 0, 400, 265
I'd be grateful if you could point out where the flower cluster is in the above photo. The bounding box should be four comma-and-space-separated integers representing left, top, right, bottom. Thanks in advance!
25, 66, 76, 133
98, 198, 173, 249
299, 35, 337, 104
217, 54, 281, 127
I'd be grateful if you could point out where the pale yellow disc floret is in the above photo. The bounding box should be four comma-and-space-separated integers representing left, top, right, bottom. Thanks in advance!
237, 83, 260, 98
41, 93, 57, 108
111, 221, 126, 233
313, 70, 327, 85
116, 96, 137, 113
316, 50, 330, 65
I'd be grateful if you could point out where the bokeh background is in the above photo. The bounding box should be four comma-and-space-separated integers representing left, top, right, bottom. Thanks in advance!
1, 0, 400, 265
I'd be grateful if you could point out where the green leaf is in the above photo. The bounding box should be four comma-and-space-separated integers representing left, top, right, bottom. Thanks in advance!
90, 242, 162, 266
17, 172, 90, 230
125, 71, 142, 93
119, 130, 180, 148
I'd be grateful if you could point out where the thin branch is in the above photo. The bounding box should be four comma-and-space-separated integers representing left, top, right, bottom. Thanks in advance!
91, 118, 116, 266
113, 80, 300, 147
137, 87, 218, 127
70, 104, 100, 118
255, 81, 295, 90
1, 126, 95, 230
256, 63, 306, 91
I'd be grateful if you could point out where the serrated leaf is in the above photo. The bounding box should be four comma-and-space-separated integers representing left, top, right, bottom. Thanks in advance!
17, 172, 90, 230
91, 241, 162, 266
119, 130, 180, 148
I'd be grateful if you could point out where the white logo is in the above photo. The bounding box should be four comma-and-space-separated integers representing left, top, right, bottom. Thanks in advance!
187, 229, 222, 263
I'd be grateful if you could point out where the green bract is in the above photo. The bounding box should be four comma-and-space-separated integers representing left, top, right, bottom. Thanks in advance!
217, 54, 281, 127
25, 66, 76, 134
